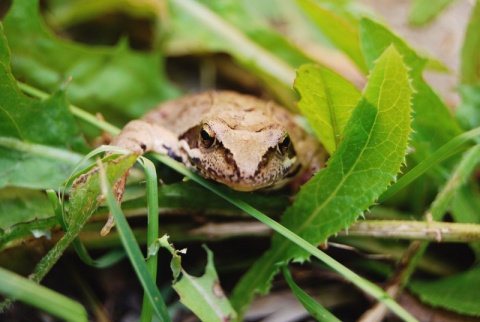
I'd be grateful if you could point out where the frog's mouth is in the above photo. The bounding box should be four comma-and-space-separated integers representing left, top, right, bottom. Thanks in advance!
188, 146, 299, 192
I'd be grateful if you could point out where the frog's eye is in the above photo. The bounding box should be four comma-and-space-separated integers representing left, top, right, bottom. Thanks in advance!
200, 124, 216, 148
277, 134, 293, 156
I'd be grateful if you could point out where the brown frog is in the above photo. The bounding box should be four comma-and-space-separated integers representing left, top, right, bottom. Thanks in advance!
102, 91, 326, 234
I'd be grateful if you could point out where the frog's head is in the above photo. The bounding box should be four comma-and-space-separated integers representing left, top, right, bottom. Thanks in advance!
180, 116, 300, 191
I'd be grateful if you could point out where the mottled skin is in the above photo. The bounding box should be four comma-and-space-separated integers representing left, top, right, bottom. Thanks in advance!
113, 91, 324, 190
101, 91, 325, 234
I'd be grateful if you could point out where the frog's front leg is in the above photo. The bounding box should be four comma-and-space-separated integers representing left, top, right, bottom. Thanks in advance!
110, 120, 179, 156
101, 120, 179, 236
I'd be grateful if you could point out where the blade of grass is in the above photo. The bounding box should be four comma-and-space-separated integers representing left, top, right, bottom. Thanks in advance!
378, 127, 480, 203
0, 266, 87, 321
139, 157, 160, 322
283, 266, 341, 322
97, 160, 170, 322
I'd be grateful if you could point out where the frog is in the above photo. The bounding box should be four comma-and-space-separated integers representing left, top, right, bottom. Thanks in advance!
101, 90, 326, 235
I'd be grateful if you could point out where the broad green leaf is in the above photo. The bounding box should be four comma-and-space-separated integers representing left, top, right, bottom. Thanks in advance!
460, 0, 480, 85
0, 23, 87, 189
294, 64, 360, 154
0, 138, 85, 189
158, 238, 237, 322
231, 46, 412, 313
296, 0, 368, 73
360, 18, 462, 167
409, 265, 480, 316
3, 0, 178, 123
408, 0, 457, 26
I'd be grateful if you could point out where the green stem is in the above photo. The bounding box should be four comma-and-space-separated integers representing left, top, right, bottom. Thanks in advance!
139, 157, 160, 322
343, 220, 480, 242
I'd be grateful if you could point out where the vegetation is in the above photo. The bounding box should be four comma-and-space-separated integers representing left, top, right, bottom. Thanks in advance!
0, 0, 479, 321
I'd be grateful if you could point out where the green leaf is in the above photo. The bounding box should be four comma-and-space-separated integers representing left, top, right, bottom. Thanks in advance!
171, 245, 237, 322
457, 2, 480, 132
3, 0, 178, 122
0, 22, 87, 189
169, 0, 312, 68
152, 235, 184, 282
408, 0, 457, 26
409, 265, 480, 316
231, 45, 412, 313
360, 18, 462, 169
279, 45, 412, 260
0, 188, 58, 249
1, 153, 140, 316
67, 154, 138, 227
460, 0, 480, 85
152, 236, 237, 321
377, 128, 480, 203
431, 144, 480, 220
167, 0, 311, 105
451, 184, 480, 256
283, 266, 341, 322
456, 85, 480, 132
43, 0, 163, 29
294, 64, 360, 154
296, 0, 368, 73
0, 266, 88, 322
449, 144, 480, 257
0, 189, 53, 231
